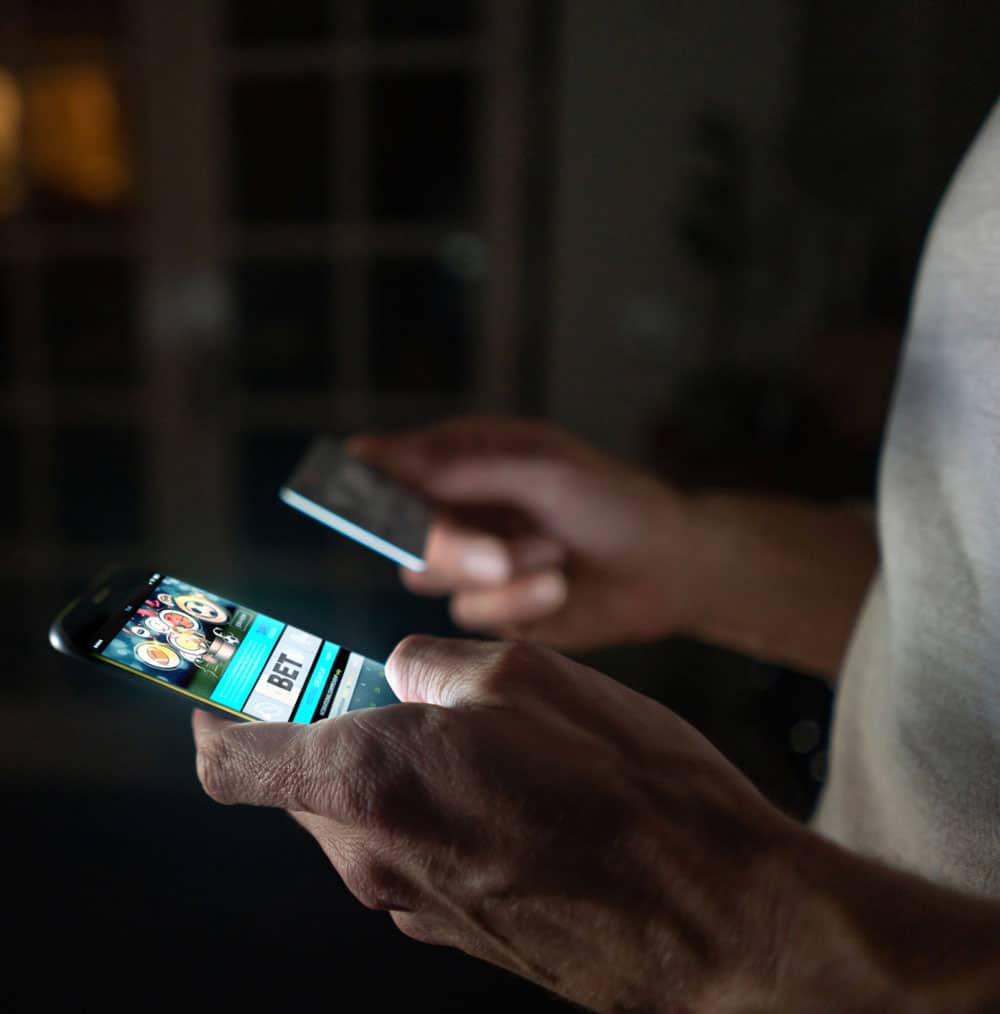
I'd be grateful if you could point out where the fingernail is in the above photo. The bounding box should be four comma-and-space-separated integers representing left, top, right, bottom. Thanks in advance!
463, 544, 510, 582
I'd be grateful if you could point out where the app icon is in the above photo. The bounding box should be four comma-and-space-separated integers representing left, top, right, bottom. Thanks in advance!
135, 641, 181, 670
161, 609, 200, 632
176, 594, 229, 625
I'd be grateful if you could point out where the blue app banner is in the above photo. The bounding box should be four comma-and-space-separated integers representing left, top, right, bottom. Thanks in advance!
293, 640, 340, 723
210, 613, 284, 711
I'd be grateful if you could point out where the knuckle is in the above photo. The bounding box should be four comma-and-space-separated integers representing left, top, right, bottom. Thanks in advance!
343, 859, 414, 913
407, 701, 456, 745
327, 718, 407, 830
480, 640, 543, 695
195, 730, 240, 805
272, 729, 327, 812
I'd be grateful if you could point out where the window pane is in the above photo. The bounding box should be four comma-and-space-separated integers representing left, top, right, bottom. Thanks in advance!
223, 0, 333, 47
236, 429, 330, 549
227, 76, 331, 223
43, 257, 135, 384
26, 0, 125, 45
230, 258, 334, 390
24, 63, 134, 223
371, 258, 474, 393
53, 424, 143, 542
0, 69, 25, 221
371, 0, 479, 38
371, 72, 475, 222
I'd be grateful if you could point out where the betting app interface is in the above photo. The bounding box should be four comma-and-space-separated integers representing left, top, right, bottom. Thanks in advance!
91, 572, 397, 720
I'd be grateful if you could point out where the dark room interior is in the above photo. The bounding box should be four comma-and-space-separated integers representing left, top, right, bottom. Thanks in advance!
2, 1, 998, 1008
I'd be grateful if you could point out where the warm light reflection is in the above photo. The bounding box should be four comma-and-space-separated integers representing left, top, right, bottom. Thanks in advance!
25, 63, 131, 207
0, 68, 24, 216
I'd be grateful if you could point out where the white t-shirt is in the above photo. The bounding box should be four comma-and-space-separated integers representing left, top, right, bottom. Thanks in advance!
813, 99, 1000, 898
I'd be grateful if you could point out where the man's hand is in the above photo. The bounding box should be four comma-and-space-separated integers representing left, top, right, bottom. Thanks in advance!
193, 637, 1000, 1012
350, 418, 696, 652
351, 417, 878, 677
193, 636, 795, 1012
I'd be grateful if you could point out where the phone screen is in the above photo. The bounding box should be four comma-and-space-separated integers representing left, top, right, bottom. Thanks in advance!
89, 571, 397, 721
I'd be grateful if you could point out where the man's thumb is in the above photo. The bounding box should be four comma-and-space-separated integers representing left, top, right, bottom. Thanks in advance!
385, 635, 509, 708
192, 709, 324, 812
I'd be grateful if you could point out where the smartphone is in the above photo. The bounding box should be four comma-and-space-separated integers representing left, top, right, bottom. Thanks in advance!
49, 566, 398, 722
279, 436, 429, 572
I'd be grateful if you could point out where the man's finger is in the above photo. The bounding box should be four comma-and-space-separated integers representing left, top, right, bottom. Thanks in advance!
405, 527, 566, 596
421, 458, 576, 531
345, 433, 426, 483
385, 635, 512, 707
450, 570, 567, 630
423, 520, 512, 585
347, 421, 583, 522
399, 564, 455, 597
509, 533, 567, 573
192, 708, 332, 813
345, 420, 528, 484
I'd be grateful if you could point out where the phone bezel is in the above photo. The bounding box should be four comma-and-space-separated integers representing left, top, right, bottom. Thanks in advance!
48, 565, 249, 721
49, 564, 152, 659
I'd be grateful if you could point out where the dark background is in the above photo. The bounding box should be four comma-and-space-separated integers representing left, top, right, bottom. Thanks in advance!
1, 1, 997, 1008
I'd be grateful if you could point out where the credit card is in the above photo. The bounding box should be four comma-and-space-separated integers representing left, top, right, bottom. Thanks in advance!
279, 437, 429, 571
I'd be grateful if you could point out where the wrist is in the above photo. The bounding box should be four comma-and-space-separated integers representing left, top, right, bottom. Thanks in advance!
631, 775, 809, 1012
653, 489, 728, 644
664, 492, 877, 677
758, 827, 1000, 1013
699, 822, 902, 1012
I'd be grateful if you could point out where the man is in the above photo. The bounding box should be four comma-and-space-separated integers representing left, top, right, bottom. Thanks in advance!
192, 100, 1000, 1010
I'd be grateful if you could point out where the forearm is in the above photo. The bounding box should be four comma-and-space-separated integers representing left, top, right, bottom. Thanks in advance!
759, 829, 1000, 1012
675, 494, 878, 680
